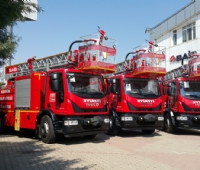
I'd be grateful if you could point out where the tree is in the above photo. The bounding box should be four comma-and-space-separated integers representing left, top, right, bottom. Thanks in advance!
0, 0, 43, 66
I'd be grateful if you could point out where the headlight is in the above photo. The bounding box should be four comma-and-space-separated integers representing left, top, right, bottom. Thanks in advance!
121, 116, 133, 121
104, 118, 110, 123
176, 116, 188, 121
64, 120, 78, 125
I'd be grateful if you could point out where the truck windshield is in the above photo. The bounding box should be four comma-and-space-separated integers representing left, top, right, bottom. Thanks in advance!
180, 81, 200, 100
124, 79, 160, 98
67, 73, 106, 98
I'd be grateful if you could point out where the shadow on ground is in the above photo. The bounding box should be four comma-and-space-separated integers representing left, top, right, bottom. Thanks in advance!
115, 129, 162, 138
0, 134, 96, 170
56, 134, 110, 145
172, 128, 200, 136
1, 128, 110, 146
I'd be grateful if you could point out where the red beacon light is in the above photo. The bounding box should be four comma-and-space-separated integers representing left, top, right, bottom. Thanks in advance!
27, 56, 36, 72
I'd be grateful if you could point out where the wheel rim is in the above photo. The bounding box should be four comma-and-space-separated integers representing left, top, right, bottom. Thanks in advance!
109, 118, 113, 128
165, 117, 170, 131
41, 122, 49, 137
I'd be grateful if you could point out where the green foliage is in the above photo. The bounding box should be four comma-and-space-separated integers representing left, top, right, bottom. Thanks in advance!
0, 0, 43, 66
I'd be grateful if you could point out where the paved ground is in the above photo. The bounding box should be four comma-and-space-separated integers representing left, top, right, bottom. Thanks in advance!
1, 129, 200, 170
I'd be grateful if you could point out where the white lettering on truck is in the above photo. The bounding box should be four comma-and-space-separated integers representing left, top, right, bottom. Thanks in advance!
0, 105, 11, 109
9, 67, 17, 73
1, 90, 10, 94
137, 100, 155, 103
84, 99, 101, 107
0, 96, 13, 101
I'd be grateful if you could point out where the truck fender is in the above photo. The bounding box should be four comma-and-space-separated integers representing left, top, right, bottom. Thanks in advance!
36, 109, 61, 131
109, 108, 121, 127
164, 109, 176, 125
109, 108, 118, 117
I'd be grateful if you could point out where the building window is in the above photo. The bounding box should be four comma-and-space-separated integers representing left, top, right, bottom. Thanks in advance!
187, 24, 192, 41
193, 22, 196, 39
182, 22, 196, 43
182, 26, 187, 42
173, 30, 177, 45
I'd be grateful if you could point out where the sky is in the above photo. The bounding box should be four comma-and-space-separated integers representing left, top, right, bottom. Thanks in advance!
12, 0, 191, 65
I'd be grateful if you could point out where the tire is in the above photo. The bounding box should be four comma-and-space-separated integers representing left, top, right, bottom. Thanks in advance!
84, 134, 97, 139
142, 129, 155, 135
0, 114, 5, 134
40, 115, 56, 144
107, 126, 120, 136
107, 115, 120, 136
35, 124, 40, 139
164, 113, 176, 133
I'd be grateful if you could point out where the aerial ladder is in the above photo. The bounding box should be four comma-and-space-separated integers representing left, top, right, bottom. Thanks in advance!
0, 27, 117, 144
5, 27, 117, 82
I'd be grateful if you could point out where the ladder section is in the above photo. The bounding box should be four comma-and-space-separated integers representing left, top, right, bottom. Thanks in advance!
115, 60, 130, 73
164, 66, 187, 80
5, 52, 71, 80
5, 27, 118, 80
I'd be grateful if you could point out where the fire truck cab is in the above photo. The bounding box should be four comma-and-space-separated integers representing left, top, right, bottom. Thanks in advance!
163, 51, 200, 133
0, 27, 117, 144
106, 42, 166, 135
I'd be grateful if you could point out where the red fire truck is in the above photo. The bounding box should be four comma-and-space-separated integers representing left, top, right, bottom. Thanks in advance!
0, 27, 117, 144
106, 41, 166, 135
163, 51, 200, 133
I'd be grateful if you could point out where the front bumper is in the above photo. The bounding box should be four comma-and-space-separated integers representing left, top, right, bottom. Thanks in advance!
175, 114, 200, 129
117, 113, 164, 130
61, 115, 110, 137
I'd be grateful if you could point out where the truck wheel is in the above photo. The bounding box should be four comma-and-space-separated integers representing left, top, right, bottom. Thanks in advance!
107, 125, 120, 136
35, 124, 40, 139
164, 113, 176, 133
84, 134, 97, 139
106, 115, 120, 136
0, 114, 5, 134
142, 129, 155, 135
107, 125, 119, 136
40, 115, 56, 144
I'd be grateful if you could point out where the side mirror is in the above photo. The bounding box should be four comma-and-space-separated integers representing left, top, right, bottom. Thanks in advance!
111, 84, 117, 94
112, 78, 116, 84
167, 87, 175, 96
50, 73, 60, 92
59, 91, 64, 102
111, 78, 117, 94
105, 79, 111, 94
168, 82, 172, 87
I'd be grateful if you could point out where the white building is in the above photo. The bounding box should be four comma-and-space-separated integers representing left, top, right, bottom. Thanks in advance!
22, 0, 38, 21
0, 0, 38, 84
145, 0, 200, 72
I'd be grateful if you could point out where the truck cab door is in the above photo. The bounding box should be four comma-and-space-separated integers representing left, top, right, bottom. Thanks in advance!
111, 78, 121, 109
167, 81, 178, 111
48, 72, 65, 111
